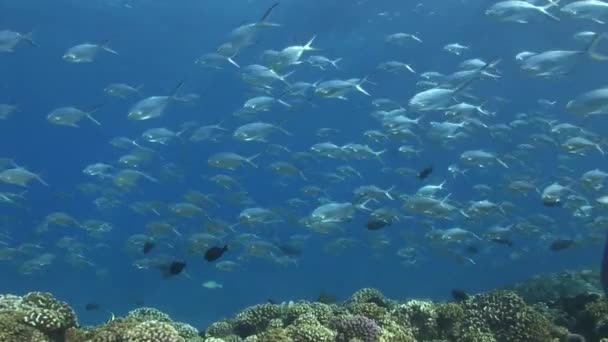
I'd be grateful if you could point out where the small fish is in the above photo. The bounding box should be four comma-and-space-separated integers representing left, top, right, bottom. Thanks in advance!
489, 237, 514, 247
202, 280, 223, 289
417, 166, 433, 180
365, 217, 391, 230
142, 241, 155, 254
161, 261, 186, 278
85, 303, 101, 311
465, 245, 479, 255
451, 289, 470, 302
549, 239, 576, 251
316, 293, 338, 304
204, 245, 228, 262
106, 312, 115, 324
601, 230, 608, 294
278, 243, 302, 256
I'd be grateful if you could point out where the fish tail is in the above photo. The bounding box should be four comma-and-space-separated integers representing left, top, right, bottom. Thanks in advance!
586, 33, 608, 61
169, 81, 186, 99
227, 56, 240, 68
37, 175, 49, 186
100, 40, 119, 55
543, 0, 560, 9
305, 35, 320, 51
86, 113, 102, 126
331, 58, 342, 69
23, 32, 38, 47
279, 70, 295, 84
246, 153, 261, 168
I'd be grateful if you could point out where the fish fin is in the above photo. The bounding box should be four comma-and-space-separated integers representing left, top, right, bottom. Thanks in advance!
227, 56, 240, 68
586, 33, 608, 61
100, 40, 119, 55
86, 113, 102, 125
22, 32, 38, 47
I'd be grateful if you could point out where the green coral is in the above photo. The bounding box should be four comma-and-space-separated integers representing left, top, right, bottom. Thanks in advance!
285, 313, 335, 342
233, 303, 281, 336
172, 321, 200, 339
21, 292, 78, 332
377, 317, 415, 342
205, 320, 234, 338
459, 291, 553, 342
127, 307, 172, 322
256, 328, 292, 342
0, 312, 51, 342
390, 300, 438, 339
282, 302, 313, 324
309, 302, 334, 325
350, 302, 389, 321
350, 288, 392, 309
434, 302, 465, 338
124, 320, 185, 342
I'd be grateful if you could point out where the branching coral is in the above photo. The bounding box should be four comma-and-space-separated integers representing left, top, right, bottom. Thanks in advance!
332, 314, 381, 342
233, 303, 282, 337
124, 320, 185, 342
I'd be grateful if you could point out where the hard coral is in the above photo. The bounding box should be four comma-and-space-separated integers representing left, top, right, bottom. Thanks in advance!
21, 291, 78, 332
205, 320, 235, 338
256, 327, 292, 342
461, 290, 553, 342
127, 307, 172, 322
285, 314, 334, 342
0, 312, 51, 342
332, 314, 381, 342
124, 320, 185, 342
349, 288, 392, 309
350, 302, 389, 321
233, 303, 281, 337
391, 299, 438, 339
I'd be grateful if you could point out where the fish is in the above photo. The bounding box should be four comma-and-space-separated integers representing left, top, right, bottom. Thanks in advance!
365, 217, 391, 230
316, 293, 338, 304
417, 166, 433, 180
204, 245, 228, 262
160, 261, 186, 278
451, 289, 470, 302
601, 230, 608, 294
489, 237, 514, 247
549, 239, 576, 251
85, 303, 101, 311
142, 241, 155, 254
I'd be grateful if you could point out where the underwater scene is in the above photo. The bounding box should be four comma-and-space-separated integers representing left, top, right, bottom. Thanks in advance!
3, 0, 608, 341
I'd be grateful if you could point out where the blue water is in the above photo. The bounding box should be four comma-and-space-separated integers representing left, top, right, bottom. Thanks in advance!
1, 0, 606, 330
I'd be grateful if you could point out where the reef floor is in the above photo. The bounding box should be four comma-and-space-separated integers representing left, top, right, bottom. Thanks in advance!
1, 269, 607, 342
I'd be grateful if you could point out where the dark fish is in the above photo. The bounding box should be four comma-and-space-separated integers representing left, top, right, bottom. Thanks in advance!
417, 166, 433, 180
85, 303, 101, 311
366, 218, 391, 230
542, 199, 562, 207
142, 241, 155, 254
451, 289, 469, 302
489, 237, 514, 247
204, 245, 228, 262
550, 239, 576, 251
134, 299, 145, 306
602, 230, 608, 295
278, 243, 302, 257
259, 2, 280, 22
160, 260, 186, 278
267, 299, 276, 304
465, 245, 479, 255
317, 293, 338, 304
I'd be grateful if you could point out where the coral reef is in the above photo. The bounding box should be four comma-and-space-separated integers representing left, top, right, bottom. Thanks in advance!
509, 269, 602, 304
6, 269, 608, 342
